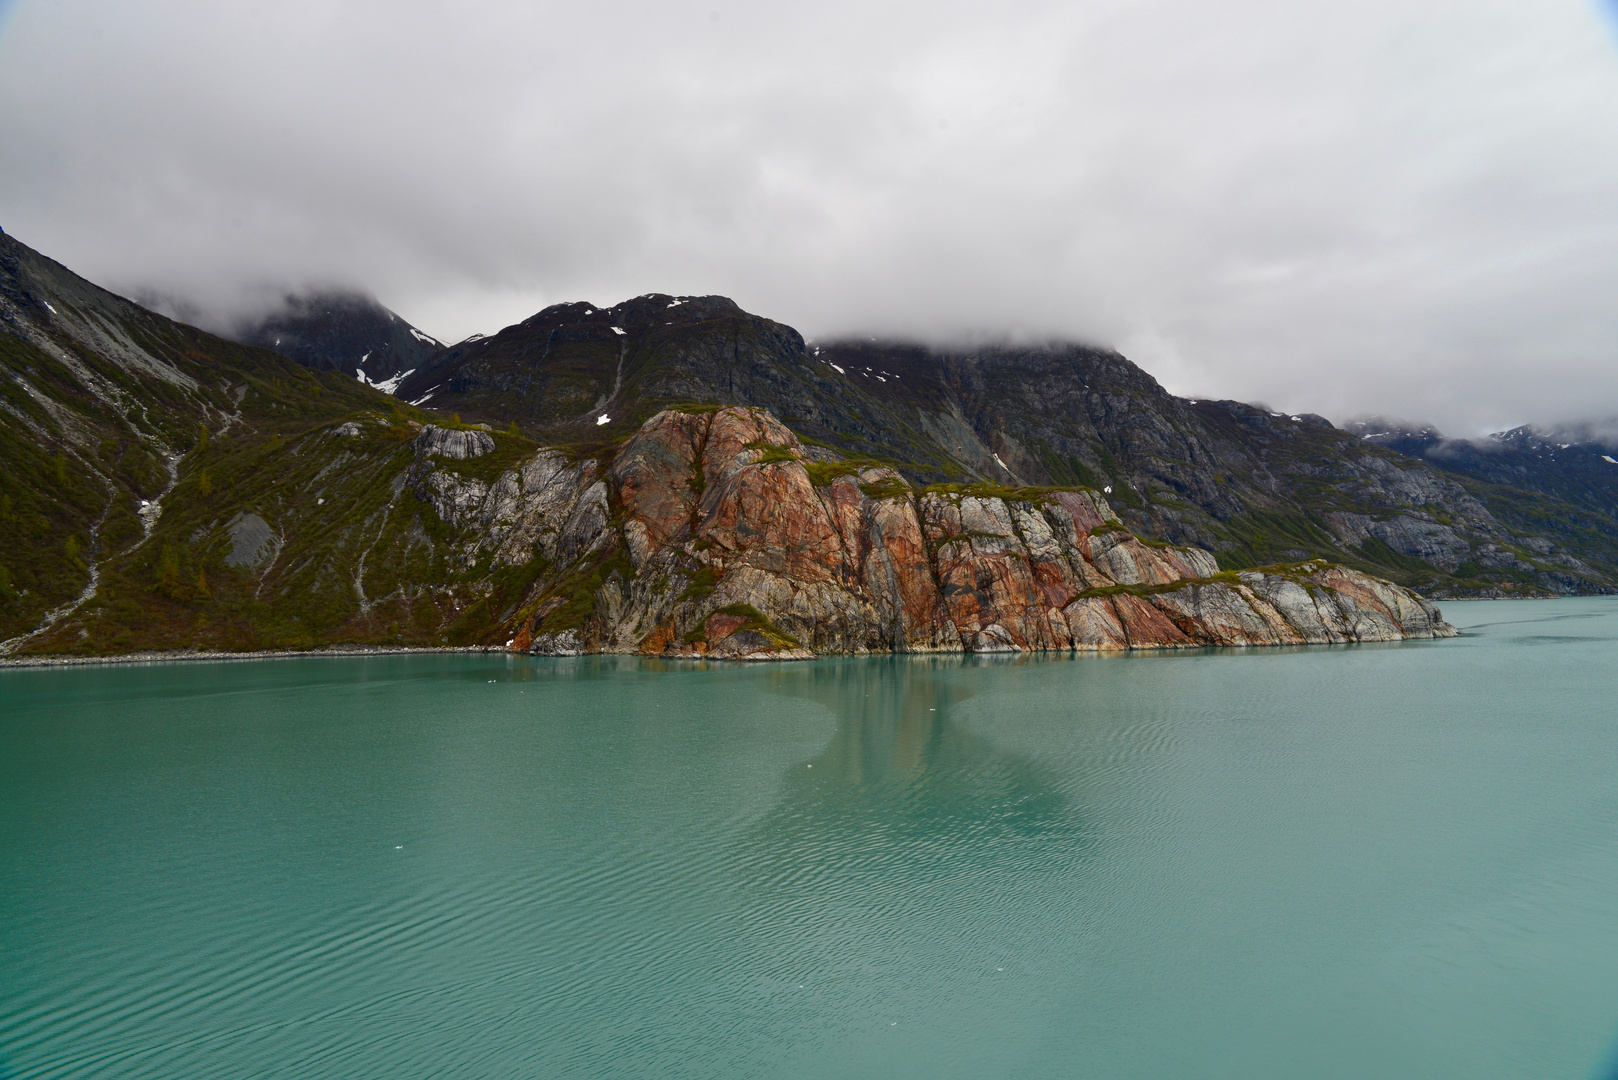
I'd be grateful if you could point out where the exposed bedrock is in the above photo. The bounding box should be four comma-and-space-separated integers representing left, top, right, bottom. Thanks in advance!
435, 407, 1455, 659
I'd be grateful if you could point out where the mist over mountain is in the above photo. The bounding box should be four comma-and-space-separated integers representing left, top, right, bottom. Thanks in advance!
229, 291, 442, 388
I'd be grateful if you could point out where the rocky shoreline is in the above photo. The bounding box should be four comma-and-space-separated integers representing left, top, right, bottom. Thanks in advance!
4, 629, 1472, 670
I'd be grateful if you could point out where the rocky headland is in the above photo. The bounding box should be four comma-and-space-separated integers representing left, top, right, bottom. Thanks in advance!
414, 406, 1454, 660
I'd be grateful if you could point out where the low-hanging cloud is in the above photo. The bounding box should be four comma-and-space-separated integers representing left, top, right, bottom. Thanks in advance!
2, 0, 1617, 436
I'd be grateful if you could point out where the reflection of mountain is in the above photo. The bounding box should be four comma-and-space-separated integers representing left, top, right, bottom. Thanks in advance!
749, 656, 1080, 860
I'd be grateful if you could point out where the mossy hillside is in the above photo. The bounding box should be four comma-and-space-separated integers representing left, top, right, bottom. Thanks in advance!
0, 334, 178, 637
802, 459, 867, 487
918, 481, 1103, 506
0, 310, 404, 643
16, 377, 516, 654
859, 477, 912, 501
1072, 561, 1336, 602
32, 424, 396, 652
743, 439, 800, 466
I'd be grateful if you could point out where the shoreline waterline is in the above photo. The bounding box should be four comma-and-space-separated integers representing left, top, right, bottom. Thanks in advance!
0, 632, 1472, 670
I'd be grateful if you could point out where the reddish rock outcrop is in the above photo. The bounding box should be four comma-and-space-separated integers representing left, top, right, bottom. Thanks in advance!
436, 407, 1456, 658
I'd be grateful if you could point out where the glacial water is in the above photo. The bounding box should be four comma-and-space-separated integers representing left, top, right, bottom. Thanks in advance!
3, 598, 1618, 1079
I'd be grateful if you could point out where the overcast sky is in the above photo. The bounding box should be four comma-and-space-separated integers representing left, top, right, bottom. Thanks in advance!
3, 0, 1617, 434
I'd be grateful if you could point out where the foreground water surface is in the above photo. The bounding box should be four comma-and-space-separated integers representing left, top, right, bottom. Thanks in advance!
3, 598, 1618, 1078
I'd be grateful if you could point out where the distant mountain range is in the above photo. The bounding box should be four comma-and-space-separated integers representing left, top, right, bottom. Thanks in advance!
1349, 417, 1618, 533
0, 227, 1610, 658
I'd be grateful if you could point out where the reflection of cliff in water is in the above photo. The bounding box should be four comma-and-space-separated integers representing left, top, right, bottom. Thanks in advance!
737, 656, 1088, 894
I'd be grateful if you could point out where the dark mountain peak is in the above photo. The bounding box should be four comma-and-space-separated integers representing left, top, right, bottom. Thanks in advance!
517, 294, 745, 334
1209, 401, 1337, 433
395, 293, 803, 418
231, 289, 442, 387
1489, 425, 1557, 453
1344, 417, 1443, 448
810, 337, 1163, 407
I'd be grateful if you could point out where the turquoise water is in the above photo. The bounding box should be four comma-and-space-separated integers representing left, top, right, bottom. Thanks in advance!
3, 598, 1618, 1078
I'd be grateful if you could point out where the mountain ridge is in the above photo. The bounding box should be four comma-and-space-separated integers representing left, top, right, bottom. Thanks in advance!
373, 292, 1618, 598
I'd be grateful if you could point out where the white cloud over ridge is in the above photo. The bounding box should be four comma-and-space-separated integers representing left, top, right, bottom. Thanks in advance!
2, 0, 1617, 435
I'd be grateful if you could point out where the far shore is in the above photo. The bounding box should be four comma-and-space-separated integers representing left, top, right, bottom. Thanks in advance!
0, 645, 505, 669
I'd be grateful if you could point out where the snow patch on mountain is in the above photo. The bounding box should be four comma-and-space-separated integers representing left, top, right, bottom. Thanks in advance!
356, 367, 416, 395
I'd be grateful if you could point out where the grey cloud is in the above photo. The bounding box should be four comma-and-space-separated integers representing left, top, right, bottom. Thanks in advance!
2, 0, 1617, 436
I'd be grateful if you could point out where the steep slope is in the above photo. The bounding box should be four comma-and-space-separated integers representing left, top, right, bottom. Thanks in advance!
232, 290, 443, 388
393, 294, 1616, 597
0, 228, 412, 648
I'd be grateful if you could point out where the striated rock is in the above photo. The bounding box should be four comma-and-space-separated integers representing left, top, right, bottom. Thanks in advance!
530, 628, 586, 656
1323, 512, 1472, 572
466, 407, 1456, 659
413, 424, 494, 460
414, 447, 606, 569
223, 512, 278, 569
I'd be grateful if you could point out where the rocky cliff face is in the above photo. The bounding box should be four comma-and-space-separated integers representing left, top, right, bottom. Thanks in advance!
456, 407, 1456, 659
